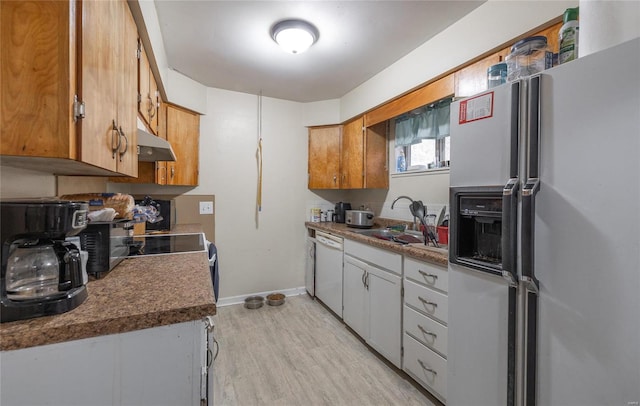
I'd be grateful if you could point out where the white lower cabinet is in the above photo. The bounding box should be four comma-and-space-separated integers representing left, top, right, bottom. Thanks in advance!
404, 333, 448, 401
0, 319, 215, 406
343, 239, 402, 368
402, 257, 448, 403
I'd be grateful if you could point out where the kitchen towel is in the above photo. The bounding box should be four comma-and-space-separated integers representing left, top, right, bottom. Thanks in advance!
206, 240, 219, 301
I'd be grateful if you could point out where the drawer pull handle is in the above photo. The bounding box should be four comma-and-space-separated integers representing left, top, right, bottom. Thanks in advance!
419, 270, 438, 279
418, 296, 438, 307
418, 325, 437, 337
418, 360, 437, 375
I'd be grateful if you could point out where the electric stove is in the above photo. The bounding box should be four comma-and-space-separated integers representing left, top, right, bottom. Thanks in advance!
128, 233, 206, 257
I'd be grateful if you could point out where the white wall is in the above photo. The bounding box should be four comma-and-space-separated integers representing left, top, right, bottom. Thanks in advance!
0, 166, 56, 198
580, 0, 640, 57
194, 88, 311, 299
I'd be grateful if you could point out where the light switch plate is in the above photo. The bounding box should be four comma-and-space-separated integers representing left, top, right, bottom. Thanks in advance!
199, 201, 214, 215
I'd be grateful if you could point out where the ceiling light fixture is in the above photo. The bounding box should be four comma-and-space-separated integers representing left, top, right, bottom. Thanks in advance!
270, 19, 319, 54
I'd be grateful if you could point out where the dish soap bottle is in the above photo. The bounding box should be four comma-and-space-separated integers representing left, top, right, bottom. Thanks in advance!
396, 149, 406, 173
559, 7, 579, 64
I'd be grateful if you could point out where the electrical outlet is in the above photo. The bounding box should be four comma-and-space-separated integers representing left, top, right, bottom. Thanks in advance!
199, 201, 214, 215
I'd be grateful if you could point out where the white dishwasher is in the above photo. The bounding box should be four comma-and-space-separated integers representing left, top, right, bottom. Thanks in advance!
314, 231, 344, 317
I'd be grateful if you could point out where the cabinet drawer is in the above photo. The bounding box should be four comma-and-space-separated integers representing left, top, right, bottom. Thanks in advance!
344, 239, 402, 275
404, 279, 448, 324
403, 333, 447, 402
404, 257, 448, 293
404, 305, 448, 357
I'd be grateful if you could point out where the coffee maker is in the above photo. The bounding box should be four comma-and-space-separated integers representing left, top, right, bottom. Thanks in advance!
1, 200, 89, 323
334, 202, 352, 223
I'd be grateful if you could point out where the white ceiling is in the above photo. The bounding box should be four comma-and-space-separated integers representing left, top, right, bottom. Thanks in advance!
154, 1, 485, 103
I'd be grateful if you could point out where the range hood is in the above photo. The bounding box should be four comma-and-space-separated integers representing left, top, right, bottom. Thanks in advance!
136, 129, 176, 162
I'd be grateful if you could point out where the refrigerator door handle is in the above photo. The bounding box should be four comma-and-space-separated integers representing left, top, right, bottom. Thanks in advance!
528, 75, 541, 179
521, 179, 540, 291
509, 81, 521, 178
502, 178, 519, 285
520, 283, 539, 406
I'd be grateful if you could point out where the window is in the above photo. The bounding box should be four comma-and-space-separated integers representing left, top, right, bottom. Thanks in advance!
394, 97, 452, 172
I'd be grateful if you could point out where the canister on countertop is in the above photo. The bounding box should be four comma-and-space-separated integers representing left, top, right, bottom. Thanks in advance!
487, 62, 507, 88
506, 36, 553, 82
310, 208, 321, 222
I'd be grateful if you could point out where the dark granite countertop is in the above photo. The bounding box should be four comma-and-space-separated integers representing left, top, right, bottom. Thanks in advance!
306, 221, 448, 267
0, 226, 215, 351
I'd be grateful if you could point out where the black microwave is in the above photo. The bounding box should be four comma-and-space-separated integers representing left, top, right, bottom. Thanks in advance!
79, 220, 132, 278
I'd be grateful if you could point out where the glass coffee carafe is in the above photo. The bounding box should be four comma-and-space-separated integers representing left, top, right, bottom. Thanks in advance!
5, 242, 65, 301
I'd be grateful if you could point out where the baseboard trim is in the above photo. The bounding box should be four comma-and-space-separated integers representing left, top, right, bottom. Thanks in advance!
216, 286, 308, 307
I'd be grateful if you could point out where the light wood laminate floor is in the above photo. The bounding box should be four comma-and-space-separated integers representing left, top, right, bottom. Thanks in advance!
213, 294, 441, 405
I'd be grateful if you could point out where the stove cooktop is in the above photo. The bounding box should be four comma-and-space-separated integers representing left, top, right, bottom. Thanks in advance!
128, 233, 206, 257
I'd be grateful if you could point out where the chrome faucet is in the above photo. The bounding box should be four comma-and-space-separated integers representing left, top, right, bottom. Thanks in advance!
390, 195, 414, 209
391, 195, 417, 230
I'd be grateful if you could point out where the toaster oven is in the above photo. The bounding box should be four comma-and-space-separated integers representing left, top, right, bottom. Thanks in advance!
79, 220, 132, 278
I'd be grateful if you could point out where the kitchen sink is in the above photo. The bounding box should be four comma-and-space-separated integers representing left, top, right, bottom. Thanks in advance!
353, 228, 448, 250
353, 228, 401, 238
354, 228, 422, 244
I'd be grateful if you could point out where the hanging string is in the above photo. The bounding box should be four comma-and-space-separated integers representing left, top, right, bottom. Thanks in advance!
257, 91, 263, 213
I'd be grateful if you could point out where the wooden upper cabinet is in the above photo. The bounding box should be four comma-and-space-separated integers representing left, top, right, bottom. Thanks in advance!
454, 53, 504, 97
0, 0, 138, 176
148, 70, 159, 134
454, 21, 562, 98
365, 74, 454, 127
537, 22, 562, 54
138, 41, 150, 127
79, 0, 138, 176
155, 101, 168, 185
365, 121, 388, 189
308, 126, 341, 189
166, 103, 200, 186
341, 117, 365, 189
1, 0, 76, 160
117, 0, 138, 177
308, 118, 387, 190
137, 41, 159, 134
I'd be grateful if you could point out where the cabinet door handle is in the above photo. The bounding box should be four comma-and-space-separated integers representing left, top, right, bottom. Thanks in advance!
365, 272, 369, 290
418, 325, 437, 337
418, 270, 438, 279
171, 166, 175, 178
111, 120, 121, 158
118, 126, 128, 162
148, 95, 157, 119
418, 360, 437, 375
333, 175, 337, 184
361, 270, 366, 287
418, 296, 437, 307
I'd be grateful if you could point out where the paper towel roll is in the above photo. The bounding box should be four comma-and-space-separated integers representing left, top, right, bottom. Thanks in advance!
579, 0, 640, 57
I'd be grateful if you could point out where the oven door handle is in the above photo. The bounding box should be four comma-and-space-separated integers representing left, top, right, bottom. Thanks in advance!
502, 178, 519, 285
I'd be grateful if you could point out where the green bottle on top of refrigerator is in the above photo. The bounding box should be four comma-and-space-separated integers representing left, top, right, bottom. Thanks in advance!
559, 7, 579, 64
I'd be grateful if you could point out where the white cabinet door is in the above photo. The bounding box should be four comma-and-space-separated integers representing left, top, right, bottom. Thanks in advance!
368, 265, 402, 368
0, 321, 207, 406
343, 253, 402, 369
343, 256, 368, 339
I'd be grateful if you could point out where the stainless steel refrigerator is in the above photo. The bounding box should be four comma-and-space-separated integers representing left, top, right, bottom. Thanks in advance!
447, 38, 640, 406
